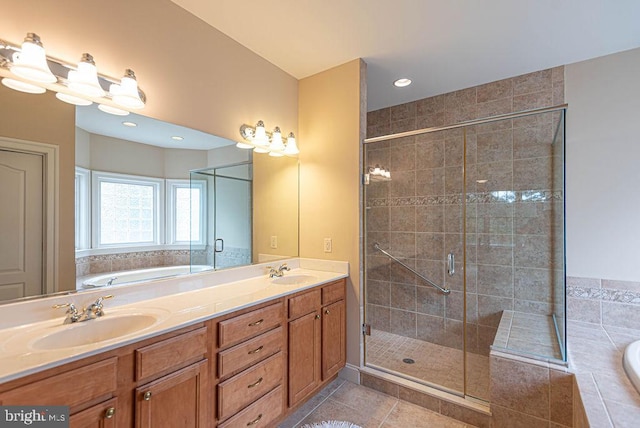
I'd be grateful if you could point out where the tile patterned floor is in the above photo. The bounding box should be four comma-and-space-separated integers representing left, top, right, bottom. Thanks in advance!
364, 329, 489, 400
278, 379, 477, 428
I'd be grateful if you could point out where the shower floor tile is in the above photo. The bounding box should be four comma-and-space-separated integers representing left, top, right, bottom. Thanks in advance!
366, 329, 490, 400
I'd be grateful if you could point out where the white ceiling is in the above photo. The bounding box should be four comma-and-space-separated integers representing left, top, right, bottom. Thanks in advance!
172, 0, 640, 111
76, 103, 233, 150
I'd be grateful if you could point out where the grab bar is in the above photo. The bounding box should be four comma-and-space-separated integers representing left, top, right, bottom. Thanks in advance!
373, 243, 450, 295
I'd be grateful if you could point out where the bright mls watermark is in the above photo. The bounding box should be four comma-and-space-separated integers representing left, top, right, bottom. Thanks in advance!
0, 406, 68, 427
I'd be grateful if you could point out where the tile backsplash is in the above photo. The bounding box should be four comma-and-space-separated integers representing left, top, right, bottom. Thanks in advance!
567, 276, 640, 330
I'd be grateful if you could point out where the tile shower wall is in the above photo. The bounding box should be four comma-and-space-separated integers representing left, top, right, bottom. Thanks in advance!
365, 67, 565, 357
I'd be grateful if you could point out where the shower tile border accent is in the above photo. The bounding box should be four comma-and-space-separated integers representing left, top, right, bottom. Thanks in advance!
368, 189, 563, 208
567, 276, 640, 330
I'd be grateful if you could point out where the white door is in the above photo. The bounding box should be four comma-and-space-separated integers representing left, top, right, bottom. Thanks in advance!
0, 149, 44, 300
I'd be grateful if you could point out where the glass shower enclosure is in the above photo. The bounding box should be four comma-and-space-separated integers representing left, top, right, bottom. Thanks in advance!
363, 107, 566, 402
190, 162, 252, 270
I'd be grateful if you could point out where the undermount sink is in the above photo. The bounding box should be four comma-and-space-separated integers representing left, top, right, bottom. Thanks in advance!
271, 274, 319, 286
31, 313, 159, 351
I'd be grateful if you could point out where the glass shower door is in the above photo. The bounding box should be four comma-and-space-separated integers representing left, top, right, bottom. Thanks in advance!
212, 165, 252, 269
364, 129, 466, 396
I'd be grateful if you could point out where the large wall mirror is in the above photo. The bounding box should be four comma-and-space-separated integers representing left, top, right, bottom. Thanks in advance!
0, 86, 299, 303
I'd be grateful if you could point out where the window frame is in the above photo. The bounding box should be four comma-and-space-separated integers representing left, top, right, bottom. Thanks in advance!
91, 171, 165, 249
166, 178, 207, 246
75, 167, 91, 251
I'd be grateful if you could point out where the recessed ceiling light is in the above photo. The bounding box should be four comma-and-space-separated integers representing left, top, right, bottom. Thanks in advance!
122, 121, 137, 127
393, 78, 412, 88
171, 136, 184, 141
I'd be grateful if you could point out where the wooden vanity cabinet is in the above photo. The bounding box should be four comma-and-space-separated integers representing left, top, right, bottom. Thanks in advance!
134, 327, 209, 428
0, 277, 347, 428
69, 398, 118, 428
214, 301, 286, 427
287, 279, 346, 409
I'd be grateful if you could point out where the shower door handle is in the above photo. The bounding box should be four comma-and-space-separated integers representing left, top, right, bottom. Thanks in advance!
447, 252, 455, 276
215, 238, 224, 253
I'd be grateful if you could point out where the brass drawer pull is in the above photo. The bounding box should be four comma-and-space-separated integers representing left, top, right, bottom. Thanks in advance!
325, 309, 330, 315
248, 318, 264, 327
247, 413, 263, 426
143, 391, 152, 401
247, 377, 263, 388
248, 345, 264, 355
104, 407, 116, 419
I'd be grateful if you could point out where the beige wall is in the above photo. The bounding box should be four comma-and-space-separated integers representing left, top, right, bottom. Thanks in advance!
0, 0, 298, 142
565, 47, 640, 281
0, 86, 75, 290
299, 59, 365, 366
253, 155, 299, 260
1, 0, 299, 295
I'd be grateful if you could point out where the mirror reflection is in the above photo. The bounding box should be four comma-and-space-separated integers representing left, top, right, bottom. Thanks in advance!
0, 87, 299, 302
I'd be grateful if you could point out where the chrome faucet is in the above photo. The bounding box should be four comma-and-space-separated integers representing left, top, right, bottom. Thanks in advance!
267, 263, 291, 278
52, 295, 114, 324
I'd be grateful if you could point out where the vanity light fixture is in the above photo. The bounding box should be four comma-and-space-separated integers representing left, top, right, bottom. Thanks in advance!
393, 78, 412, 88
238, 121, 299, 157
0, 32, 147, 115
366, 165, 391, 182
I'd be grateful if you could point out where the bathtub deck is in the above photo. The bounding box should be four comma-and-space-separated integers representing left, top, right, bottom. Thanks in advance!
568, 320, 640, 427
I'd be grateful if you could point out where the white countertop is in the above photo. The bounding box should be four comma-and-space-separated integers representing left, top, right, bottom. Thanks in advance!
0, 258, 348, 384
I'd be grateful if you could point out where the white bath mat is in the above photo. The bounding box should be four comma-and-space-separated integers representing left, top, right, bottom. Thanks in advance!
299, 421, 362, 428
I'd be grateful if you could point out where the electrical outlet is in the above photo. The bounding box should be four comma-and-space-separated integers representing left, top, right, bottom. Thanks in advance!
270, 236, 278, 249
323, 238, 332, 253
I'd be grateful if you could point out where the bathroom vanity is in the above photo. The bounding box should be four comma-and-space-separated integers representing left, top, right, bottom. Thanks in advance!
0, 259, 347, 427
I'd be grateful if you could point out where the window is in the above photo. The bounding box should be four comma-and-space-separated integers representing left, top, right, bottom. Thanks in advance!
92, 171, 164, 248
167, 179, 206, 245
75, 167, 90, 250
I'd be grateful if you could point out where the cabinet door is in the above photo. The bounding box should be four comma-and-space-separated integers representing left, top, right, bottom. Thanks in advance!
288, 311, 321, 407
136, 360, 207, 428
69, 398, 117, 428
322, 299, 346, 380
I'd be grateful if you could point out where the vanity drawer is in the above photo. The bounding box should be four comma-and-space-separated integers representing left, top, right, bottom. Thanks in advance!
218, 302, 283, 348
218, 326, 283, 379
217, 352, 284, 420
288, 288, 321, 319
135, 327, 207, 382
218, 385, 283, 428
0, 358, 117, 409
322, 280, 345, 305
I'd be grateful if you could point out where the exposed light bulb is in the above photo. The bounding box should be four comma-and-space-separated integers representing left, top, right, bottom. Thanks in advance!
252, 120, 270, 153
1, 77, 45, 94
10, 33, 56, 84
98, 103, 129, 116
112, 69, 144, 109
55, 92, 92, 106
66, 53, 105, 98
284, 132, 299, 155
269, 127, 285, 156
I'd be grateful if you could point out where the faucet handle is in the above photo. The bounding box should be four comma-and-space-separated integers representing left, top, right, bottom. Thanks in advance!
52, 302, 80, 323
93, 294, 113, 314
279, 263, 291, 271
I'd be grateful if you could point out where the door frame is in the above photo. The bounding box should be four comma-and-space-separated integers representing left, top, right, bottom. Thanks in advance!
0, 136, 59, 295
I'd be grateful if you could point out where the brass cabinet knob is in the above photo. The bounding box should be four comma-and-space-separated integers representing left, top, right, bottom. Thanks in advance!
104, 407, 116, 419
325, 309, 330, 315
143, 391, 152, 401
315, 314, 321, 319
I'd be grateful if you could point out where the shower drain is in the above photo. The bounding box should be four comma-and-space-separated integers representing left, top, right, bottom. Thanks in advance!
402, 358, 415, 364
